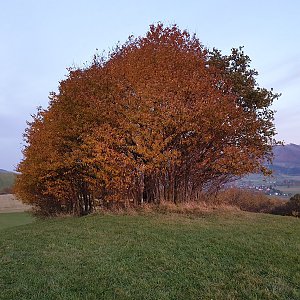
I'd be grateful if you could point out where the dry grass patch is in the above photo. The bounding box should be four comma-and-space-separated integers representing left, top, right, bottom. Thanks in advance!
0, 194, 32, 213
213, 188, 283, 213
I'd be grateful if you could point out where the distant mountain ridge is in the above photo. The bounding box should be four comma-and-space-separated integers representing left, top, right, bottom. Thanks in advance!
269, 144, 300, 176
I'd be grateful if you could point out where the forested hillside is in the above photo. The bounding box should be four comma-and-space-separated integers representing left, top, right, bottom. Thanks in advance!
0, 170, 16, 194
269, 144, 300, 175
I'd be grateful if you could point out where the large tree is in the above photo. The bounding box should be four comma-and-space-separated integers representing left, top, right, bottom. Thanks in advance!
15, 24, 280, 215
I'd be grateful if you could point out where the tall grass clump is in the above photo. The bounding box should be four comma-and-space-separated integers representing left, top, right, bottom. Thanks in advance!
214, 188, 283, 213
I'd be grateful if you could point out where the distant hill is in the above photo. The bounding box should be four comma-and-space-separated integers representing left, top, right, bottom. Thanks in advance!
0, 170, 16, 194
269, 144, 300, 176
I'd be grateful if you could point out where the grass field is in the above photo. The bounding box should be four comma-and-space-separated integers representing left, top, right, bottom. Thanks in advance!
0, 211, 299, 300
0, 212, 34, 230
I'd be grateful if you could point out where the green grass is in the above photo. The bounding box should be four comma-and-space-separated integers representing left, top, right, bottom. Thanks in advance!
0, 211, 299, 300
0, 212, 34, 230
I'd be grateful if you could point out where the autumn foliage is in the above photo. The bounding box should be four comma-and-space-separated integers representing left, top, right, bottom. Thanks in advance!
15, 24, 280, 215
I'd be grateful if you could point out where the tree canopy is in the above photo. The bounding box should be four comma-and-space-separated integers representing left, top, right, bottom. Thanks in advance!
15, 23, 280, 216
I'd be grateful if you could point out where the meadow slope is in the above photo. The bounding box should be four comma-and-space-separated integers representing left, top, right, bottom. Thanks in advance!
0, 212, 299, 300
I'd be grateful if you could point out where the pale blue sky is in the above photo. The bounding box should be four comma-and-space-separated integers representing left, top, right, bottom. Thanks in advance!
1, 0, 299, 171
